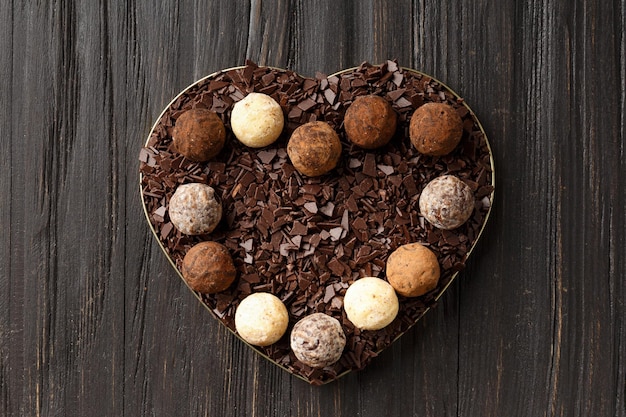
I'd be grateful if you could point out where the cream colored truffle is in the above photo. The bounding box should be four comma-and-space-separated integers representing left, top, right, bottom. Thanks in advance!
235, 293, 289, 346
343, 277, 399, 331
230, 92, 284, 148
168, 183, 222, 235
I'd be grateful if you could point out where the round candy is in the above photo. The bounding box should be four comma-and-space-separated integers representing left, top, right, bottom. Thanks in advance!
419, 175, 474, 230
287, 121, 342, 176
344, 95, 397, 149
290, 313, 346, 369
172, 108, 226, 161
343, 277, 399, 331
230, 92, 284, 148
386, 243, 440, 297
409, 102, 463, 156
235, 293, 289, 346
181, 241, 236, 294
169, 183, 222, 235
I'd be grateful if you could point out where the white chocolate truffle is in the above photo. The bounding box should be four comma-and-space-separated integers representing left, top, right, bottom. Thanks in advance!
290, 313, 346, 368
168, 183, 222, 235
230, 92, 284, 148
419, 175, 474, 230
343, 277, 399, 331
235, 293, 289, 346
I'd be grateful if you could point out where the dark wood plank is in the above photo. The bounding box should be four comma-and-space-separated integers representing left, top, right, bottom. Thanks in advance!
0, 0, 14, 413
1, 0, 625, 416
550, 1, 626, 414
1, 2, 127, 415
456, 0, 626, 415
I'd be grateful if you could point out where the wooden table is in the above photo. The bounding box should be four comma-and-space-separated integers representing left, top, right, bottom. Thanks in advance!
2, 1, 624, 416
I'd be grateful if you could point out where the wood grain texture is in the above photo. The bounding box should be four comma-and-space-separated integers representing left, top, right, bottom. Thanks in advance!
1, 0, 624, 416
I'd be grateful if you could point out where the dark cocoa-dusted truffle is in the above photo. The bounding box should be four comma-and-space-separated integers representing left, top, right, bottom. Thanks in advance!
344, 95, 397, 149
181, 241, 236, 293
386, 243, 440, 297
290, 313, 346, 369
419, 175, 474, 230
287, 121, 342, 176
409, 102, 463, 156
172, 108, 226, 161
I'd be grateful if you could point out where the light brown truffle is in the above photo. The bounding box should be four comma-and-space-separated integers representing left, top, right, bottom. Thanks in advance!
287, 121, 342, 176
386, 243, 440, 297
409, 102, 463, 156
419, 175, 474, 230
235, 293, 289, 346
344, 95, 397, 149
172, 108, 226, 161
169, 183, 222, 235
290, 313, 346, 369
181, 241, 236, 294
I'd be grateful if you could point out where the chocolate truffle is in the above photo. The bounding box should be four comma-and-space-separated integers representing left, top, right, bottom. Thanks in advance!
343, 277, 399, 331
181, 241, 236, 294
419, 175, 474, 230
172, 108, 226, 161
168, 183, 222, 235
409, 102, 463, 156
235, 293, 289, 346
290, 313, 346, 369
344, 95, 397, 149
386, 243, 440, 297
230, 92, 284, 148
287, 121, 342, 176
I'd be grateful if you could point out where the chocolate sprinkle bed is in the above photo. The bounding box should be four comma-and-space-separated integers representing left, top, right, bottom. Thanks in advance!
140, 60, 494, 385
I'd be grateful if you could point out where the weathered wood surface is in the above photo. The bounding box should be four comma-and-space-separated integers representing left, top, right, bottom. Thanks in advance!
1, 1, 624, 416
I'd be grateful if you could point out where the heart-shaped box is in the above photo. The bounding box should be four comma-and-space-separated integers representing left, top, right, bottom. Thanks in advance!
139, 60, 495, 385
